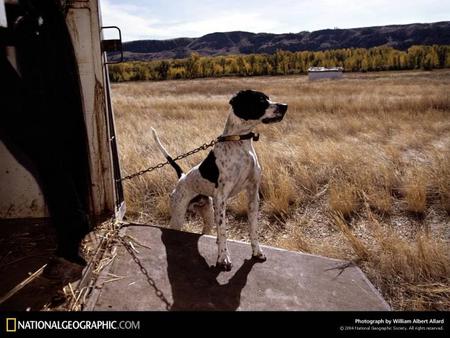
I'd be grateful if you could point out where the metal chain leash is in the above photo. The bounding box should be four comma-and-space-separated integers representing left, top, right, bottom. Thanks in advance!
116, 138, 218, 182
118, 236, 172, 310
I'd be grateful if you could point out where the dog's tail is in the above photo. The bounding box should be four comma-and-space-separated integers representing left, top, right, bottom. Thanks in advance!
151, 128, 184, 178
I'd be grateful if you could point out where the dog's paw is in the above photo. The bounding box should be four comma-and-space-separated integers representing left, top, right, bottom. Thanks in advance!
216, 254, 233, 271
216, 261, 233, 271
252, 252, 267, 262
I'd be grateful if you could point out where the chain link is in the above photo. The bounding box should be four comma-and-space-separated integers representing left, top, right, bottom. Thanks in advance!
114, 138, 218, 308
118, 236, 172, 310
116, 138, 217, 182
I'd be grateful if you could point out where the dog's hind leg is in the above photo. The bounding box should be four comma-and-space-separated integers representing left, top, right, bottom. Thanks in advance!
169, 186, 195, 231
198, 197, 214, 235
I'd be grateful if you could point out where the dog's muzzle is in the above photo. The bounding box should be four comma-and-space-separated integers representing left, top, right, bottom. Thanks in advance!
262, 103, 288, 124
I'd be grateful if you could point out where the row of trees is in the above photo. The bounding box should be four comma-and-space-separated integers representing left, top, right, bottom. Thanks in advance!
108, 45, 450, 82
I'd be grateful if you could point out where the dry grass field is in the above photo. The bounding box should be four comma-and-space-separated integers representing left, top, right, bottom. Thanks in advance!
112, 70, 450, 310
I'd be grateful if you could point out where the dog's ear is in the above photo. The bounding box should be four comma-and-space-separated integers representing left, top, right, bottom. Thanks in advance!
229, 90, 247, 108
229, 92, 239, 107
229, 90, 269, 120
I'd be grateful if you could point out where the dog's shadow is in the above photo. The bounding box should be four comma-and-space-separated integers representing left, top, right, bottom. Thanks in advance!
161, 229, 258, 311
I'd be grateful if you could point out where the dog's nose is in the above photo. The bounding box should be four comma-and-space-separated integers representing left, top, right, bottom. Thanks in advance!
277, 103, 288, 114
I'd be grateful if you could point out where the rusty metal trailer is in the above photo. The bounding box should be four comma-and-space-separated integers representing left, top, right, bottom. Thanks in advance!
0, 0, 125, 309
1, 0, 124, 221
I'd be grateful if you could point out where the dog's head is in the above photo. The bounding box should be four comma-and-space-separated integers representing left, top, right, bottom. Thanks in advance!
229, 90, 288, 124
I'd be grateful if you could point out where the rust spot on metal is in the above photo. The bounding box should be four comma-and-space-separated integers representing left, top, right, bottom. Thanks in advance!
29, 199, 39, 212
93, 78, 110, 212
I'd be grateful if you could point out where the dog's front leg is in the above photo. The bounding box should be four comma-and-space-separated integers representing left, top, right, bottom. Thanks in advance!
247, 184, 266, 261
213, 193, 232, 271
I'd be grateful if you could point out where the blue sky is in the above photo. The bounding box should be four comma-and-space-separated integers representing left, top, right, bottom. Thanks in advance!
100, 0, 450, 42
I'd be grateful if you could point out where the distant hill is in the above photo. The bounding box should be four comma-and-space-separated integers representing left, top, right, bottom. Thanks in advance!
115, 21, 450, 61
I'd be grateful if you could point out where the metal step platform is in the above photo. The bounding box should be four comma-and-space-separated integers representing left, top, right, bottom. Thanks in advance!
87, 224, 390, 311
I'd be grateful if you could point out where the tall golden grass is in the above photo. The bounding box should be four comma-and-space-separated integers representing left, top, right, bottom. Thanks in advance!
112, 70, 450, 310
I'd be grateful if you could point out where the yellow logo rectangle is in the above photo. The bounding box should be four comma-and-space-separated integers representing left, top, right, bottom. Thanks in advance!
6, 318, 17, 332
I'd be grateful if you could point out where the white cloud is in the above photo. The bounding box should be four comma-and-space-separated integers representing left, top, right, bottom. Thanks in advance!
100, 0, 164, 40
165, 13, 280, 36
100, 0, 282, 40
99, 0, 450, 41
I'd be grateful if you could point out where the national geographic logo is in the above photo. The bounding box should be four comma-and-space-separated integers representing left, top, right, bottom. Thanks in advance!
6, 318, 17, 332
3, 318, 140, 331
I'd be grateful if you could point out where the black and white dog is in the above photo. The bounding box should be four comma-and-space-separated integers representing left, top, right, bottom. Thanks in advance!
152, 90, 287, 271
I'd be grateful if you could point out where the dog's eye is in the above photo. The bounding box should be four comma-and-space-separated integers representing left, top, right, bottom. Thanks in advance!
260, 99, 269, 108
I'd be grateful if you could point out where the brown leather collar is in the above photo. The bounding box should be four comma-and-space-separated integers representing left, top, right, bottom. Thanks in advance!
217, 132, 260, 142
